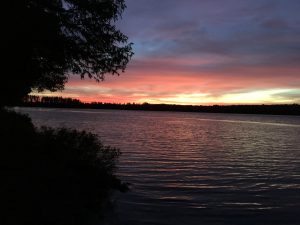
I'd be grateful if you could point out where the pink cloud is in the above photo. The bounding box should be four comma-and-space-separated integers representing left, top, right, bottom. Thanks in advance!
53, 62, 300, 104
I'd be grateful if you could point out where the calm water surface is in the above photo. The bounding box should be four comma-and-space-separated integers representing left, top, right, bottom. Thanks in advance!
17, 107, 300, 225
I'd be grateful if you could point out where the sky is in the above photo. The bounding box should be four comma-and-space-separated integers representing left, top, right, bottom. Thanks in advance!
41, 0, 300, 105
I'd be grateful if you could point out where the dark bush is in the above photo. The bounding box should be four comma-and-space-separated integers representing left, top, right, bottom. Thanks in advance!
1, 108, 126, 225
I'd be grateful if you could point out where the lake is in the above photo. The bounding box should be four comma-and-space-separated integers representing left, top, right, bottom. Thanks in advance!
16, 107, 300, 225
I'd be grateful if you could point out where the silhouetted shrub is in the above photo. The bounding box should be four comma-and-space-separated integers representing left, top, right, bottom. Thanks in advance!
1, 108, 126, 225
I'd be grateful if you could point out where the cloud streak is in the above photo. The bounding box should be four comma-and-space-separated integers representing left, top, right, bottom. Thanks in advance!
39, 0, 300, 104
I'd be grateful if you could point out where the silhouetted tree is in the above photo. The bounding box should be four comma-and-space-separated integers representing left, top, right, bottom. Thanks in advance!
21, 96, 300, 115
2, 0, 133, 105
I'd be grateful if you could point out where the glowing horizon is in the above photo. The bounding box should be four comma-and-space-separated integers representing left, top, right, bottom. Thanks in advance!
32, 0, 300, 105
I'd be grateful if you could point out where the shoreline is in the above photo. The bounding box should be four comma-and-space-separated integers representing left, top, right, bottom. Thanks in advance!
14, 103, 300, 116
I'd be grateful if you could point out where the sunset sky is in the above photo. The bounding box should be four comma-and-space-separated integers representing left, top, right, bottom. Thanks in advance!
40, 0, 300, 105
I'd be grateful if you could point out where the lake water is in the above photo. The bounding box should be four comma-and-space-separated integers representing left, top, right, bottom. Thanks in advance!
16, 107, 300, 225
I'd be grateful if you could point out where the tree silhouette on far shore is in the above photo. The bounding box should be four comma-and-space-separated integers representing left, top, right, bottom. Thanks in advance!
2, 0, 133, 106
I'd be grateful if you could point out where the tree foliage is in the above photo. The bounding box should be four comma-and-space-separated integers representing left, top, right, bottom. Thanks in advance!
2, 0, 133, 105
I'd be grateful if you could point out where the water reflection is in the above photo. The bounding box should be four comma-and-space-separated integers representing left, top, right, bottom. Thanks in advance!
18, 108, 300, 225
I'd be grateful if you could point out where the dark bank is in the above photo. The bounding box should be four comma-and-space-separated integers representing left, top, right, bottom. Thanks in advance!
1, 108, 128, 225
1, 0, 132, 224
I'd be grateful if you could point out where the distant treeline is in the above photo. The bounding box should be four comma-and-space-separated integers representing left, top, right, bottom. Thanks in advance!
20, 95, 300, 115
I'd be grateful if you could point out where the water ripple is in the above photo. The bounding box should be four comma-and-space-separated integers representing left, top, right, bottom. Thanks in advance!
18, 108, 300, 225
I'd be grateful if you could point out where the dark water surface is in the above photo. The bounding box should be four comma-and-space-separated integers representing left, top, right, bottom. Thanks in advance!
17, 107, 300, 225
